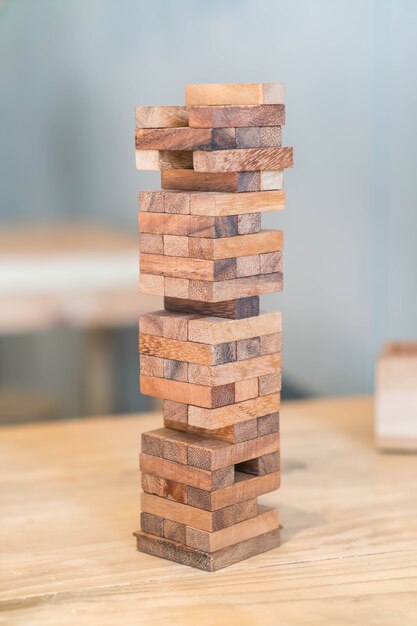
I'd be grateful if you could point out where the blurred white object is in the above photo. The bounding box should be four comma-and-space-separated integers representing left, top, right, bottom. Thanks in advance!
376, 342, 417, 452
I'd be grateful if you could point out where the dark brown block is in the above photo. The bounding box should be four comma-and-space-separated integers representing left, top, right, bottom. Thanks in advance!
164, 296, 259, 319
237, 451, 280, 476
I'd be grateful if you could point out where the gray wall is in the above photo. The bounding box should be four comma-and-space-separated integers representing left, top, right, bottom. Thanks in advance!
1, 0, 416, 404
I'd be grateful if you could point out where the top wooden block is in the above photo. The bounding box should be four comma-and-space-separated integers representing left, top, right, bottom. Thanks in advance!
185, 83, 285, 106
136, 106, 189, 128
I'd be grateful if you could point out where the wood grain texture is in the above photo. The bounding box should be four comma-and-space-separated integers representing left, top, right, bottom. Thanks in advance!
235, 377, 259, 402
164, 415, 258, 444
136, 150, 193, 171
161, 170, 284, 192
140, 254, 237, 282
193, 147, 293, 173
187, 311, 281, 344
187, 353, 281, 386
139, 274, 164, 296
185, 505, 279, 552
237, 451, 280, 476
187, 272, 283, 302
188, 104, 285, 128
189, 189, 285, 216
185, 230, 283, 261
139, 334, 236, 366
164, 296, 259, 319
140, 375, 234, 408
139, 233, 164, 254
140, 453, 234, 491
188, 432, 280, 470
237, 213, 261, 234
236, 126, 282, 148
135, 527, 281, 571
185, 83, 285, 105
259, 372, 282, 396
139, 310, 197, 340
135, 127, 235, 151
139, 213, 238, 238
136, 106, 188, 128
141, 473, 188, 504
188, 393, 281, 429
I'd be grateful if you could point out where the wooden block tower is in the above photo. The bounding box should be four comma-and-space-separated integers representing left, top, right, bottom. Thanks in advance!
133, 83, 293, 570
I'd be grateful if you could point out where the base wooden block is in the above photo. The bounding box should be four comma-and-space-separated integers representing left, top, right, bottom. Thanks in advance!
134, 526, 281, 571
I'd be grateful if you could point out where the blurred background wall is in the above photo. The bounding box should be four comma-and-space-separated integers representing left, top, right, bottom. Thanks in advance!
0, 0, 416, 420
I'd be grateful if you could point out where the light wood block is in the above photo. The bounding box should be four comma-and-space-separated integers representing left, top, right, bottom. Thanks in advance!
164, 415, 258, 444
188, 393, 281, 429
141, 473, 188, 504
183, 230, 283, 261
235, 377, 259, 402
140, 253, 237, 281
136, 150, 193, 171
185, 83, 285, 105
187, 353, 281, 386
135, 127, 236, 151
136, 106, 188, 128
188, 104, 285, 128
139, 233, 164, 254
140, 375, 235, 408
140, 453, 234, 491
236, 126, 282, 148
139, 333, 237, 366
161, 170, 284, 192
139, 213, 238, 238
193, 147, 293, 173
186, 272, 283, 302
187, 311, 281, 344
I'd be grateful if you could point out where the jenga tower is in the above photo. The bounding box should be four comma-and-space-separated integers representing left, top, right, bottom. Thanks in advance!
133, 83, 293, 570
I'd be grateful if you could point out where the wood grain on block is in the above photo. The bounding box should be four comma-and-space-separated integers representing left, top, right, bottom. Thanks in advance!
260, 332, 282, 355
234, 498, 258, 523
139, 334, 236, 366
259, 372, 282, 396
165, 415, 258, 444
188, 104, 285, 128
257, 412, 280, 437
164, 277, 189, 299
187, 272, 283, 302
139, 191, 165, 213
189, 393, 280, 429
135, 127, 235, 151
237, 337, 261, 360
193, 147, 293, 173
140, 453, 234, 491
136, 105, 189, 128
139, 233, 164, 254
188, 432, 280, 471
164, 296, 259, 319
188, 311, 281, 344
185, 505, 279, 552
163, 399, 188, 424
139, 274, 164, 296
187, 471, 280, 511
185, 83, 285, 105
189, 189, 285, 216
141, 473, 188, 504
139, 213, 238, 238
163, 519, 186, 543
139, 310, 195, 340
187, 230, 283, 261
187, 353, 281, 386
141, 493, 236, 532
161, 170, 283, 193
140, 512, 164, 537
237, 450, 280, 476
163, 192, 190, 215
163, 234, 189, 257
136, 150, 193, 171
140, 254, 237, 282
260, 251, 283, 274
235, 378, 259, 402
140, 375, 234, 408
236, 254, 260, 277
140, 354, 164, 378
134, 527, 281, 571
164, 358, 188, 382
237, 213, 261, 235
236, 126, 282, 149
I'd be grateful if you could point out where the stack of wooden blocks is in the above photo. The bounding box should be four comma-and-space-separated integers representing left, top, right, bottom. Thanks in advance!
133, 83, 293, 571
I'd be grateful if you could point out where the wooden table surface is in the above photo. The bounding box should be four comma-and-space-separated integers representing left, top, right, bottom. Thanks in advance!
1, 396, 416, 625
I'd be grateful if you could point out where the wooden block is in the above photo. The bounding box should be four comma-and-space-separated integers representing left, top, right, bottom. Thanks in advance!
140, 375, 235, 408
139, 311, 165, 337
136, 150, 193, 171
136, 105, 188, 128
237, 213, 261, 235
139, 233, 164, 254
141, 473, 187, 504
237, 337, 261, 360
163, 400, 188, 424
139, 354, 164, 378
139, 310, 196, 340
139, 213, 238, 238
189, 189, 285, 216
163, 358, 188, 382
139, 334, 236, 366
236, 126, 282, 148
188, 104, 285, 128
235, 378, 259, 402
163, 276, 189, 299
260, 332, 282, 355
188, 393, 280, 429
141, 493, 235, 532
236, 254, 260, 277
134, 527, 281, 571
140, 453, 234, 491
142, 430, 165, 457
161, 170, 284, 193
187, 471, 280, 511
234, 498, 258, 523
140, 512, 164, 537
163, 519, 186, 543
140, 254, 237, 282
187, 272, 283, 302
188, 311, 281, 344
163, 234, 189, 257
185, 83, 285, 106
259, 372, 282, 396
135, 127, 236, 151
139, 274, 164, 296
139, 191, 165, 213
260, 251, 282, 274
187, 230, 283, 261
187, 353, 281, 386
185, 505, 279, 553
164, 415, 258, 444
162, 431, 189, 464
193, 147, 293, 173
257, 412, 280, 437
164, 296, 259, 319
237, 450, 280, 476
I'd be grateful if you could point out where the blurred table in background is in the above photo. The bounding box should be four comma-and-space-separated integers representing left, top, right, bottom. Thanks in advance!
0, 225, 160, 420
1, 396, 416, 625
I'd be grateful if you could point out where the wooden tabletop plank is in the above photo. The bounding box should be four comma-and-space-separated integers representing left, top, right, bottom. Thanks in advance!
1, 397, 417, 625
